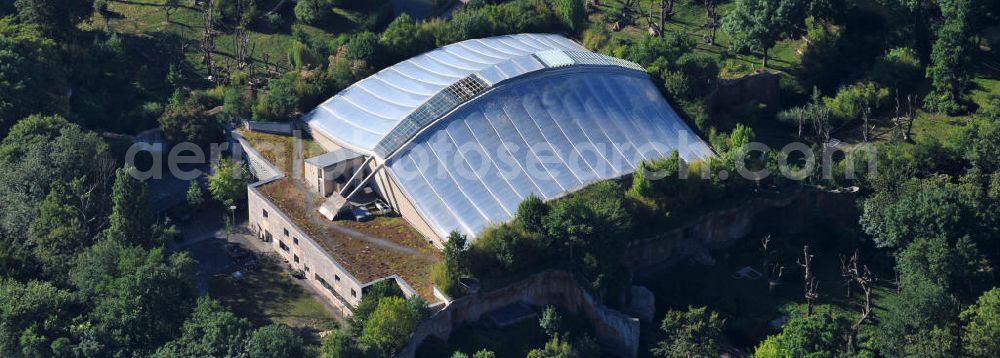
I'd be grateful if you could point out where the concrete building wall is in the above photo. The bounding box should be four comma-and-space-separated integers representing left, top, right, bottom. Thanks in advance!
371, 167, 445, 248
307, 123, 345, 153
305, 157, 368, 199
247, 185, 364, 314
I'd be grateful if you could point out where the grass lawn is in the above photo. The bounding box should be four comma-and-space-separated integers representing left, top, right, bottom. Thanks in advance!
591, 0, 806, 77
86, 0, 361, 82
207, 256, 339, 343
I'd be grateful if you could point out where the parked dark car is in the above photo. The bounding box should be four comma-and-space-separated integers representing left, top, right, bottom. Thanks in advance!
350, 206, 372, 222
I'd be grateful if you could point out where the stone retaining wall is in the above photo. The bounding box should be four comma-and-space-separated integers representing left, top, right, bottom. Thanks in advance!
399, 271, 640, 357
625, 188, 858, 274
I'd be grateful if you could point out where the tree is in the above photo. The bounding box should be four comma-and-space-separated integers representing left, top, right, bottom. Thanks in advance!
102, 165, 156, 246
346, 31, 381, 64
245, 324, 305, 358
752, 307, 851, 357
0, 279, 74, 357
807, 88, 833, 146
321, 329, 360, 358
295, 0, 329, 24
553, 0, 585, 32
348, 279, 405, 337
797, 245, 818, 317
517, 194, 548, 234
252, 75, 299, 121
923, 1, 973, 115
159, 90, 224, 146
0, 18, 67, 135
153, 297, 251, 358
872, 47, 922, 92
778, 106, 809, 140
825, 81, 889, 142
208, 158, 246, 207
0, 115, 111, 280
839, 250, 876, 329
652, 306, 725, 357
721, 0, 804, 68
70, 239, 197, 357
380, 13, 434, 62
960, 288, 1000, 357
539, 306, 563, 338
896, 235, 988, 297
187, 180, 205, 209
873, 278, 959, 355
28, 180, 90, 278
860, 176, 969, 248
527, 335, 575, 358
358, 296, 422, 356
13, 0, 93, 37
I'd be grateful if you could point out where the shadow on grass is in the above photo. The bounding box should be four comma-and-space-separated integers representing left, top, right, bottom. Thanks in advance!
207, 257, 337, 344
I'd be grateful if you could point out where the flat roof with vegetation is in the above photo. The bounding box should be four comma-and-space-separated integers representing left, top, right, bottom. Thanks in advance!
238, 129, 440, 301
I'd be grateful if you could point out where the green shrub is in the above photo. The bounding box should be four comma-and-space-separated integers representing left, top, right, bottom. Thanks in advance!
294, 0, 327, 24
346, 31, 380, 63
516, 194, 548, 234
552, 0, 584, 32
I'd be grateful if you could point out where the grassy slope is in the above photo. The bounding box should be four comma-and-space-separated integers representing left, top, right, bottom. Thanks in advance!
208, 258, 339, 343
593, 0, 806, 77
86, 0, 346, 79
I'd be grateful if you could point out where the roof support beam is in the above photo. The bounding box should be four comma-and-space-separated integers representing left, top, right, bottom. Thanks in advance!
338, 156, 374, 197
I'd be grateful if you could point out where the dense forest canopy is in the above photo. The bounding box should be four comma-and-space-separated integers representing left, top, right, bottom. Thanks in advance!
0, 0, 997, 356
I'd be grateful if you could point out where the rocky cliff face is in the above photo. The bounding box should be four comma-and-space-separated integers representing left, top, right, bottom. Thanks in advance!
626, 189, 858, 275
400, 271, 641, 357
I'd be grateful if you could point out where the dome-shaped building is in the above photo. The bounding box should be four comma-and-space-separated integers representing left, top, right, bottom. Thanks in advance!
301, 33, 714, 245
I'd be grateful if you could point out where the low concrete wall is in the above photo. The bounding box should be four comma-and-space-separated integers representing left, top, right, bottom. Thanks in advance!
244, 121, 293, 135
399, 271, 640, 357
625, 188, 858, 274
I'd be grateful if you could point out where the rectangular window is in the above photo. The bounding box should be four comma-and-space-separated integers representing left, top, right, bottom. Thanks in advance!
262, 209, 268, 218
304, 265, 310, 272
283, 228, 289, 236
279, 241, 289, 252
293, 255, 299, 263
334, 275, 340, 282
350, 289, 356, 298
293, 237, 299, 245
315, 275, 335, 294
264, 230, 272, 242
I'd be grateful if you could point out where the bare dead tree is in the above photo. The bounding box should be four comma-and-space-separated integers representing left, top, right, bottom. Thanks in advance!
841, 250, 877, 329
797, 245, 818, 317
660, 0, 674, 31
762, 235, 784, 294
705, 0, 719, 45
201, 0, 217, 81
904, 94, 916, 140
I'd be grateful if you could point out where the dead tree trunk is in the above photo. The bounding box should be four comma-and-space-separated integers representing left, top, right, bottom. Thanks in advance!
762, 235, 784, 294
201, 0, 217, 81
841, 250, 876, 332
798, 245, 818, 317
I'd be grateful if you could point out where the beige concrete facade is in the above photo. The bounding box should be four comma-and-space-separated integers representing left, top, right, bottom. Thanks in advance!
247, 184, 363, 314
304, 157, 368, 198
238, 129, 425, 316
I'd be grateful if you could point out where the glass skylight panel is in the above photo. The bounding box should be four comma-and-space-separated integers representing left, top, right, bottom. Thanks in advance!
534, 50, 574, 68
